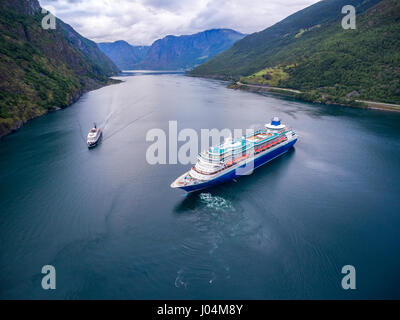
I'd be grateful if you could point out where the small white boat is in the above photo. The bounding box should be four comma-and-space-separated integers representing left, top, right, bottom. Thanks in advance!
87, 123, 102, 148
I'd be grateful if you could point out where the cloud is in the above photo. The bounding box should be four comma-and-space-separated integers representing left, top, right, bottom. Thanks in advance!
39, 0, 319, 45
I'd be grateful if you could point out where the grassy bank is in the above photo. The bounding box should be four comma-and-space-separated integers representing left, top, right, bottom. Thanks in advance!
228, 82, 400, 112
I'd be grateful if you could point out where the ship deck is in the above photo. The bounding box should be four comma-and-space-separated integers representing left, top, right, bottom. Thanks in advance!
209, 130, 279, 156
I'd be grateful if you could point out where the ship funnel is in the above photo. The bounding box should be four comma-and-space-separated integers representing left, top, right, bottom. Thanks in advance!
271, 117, 281, 126
265, 116, 285, 130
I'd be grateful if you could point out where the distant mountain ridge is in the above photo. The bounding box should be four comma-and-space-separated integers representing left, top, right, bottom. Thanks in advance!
0, 0, 120, 138
98, 29, 246, 71
98, 40, 149, 70
137, 29, 246, 70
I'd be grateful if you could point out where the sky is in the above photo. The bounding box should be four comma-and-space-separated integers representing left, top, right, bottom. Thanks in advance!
39, 0, 320, 45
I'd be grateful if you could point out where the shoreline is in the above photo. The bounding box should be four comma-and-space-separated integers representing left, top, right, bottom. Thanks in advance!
228, 81, 400, 113
0, 78, 122, 141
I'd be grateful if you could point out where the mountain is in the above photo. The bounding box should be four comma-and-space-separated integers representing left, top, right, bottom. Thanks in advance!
98, 40, 149, 70
191, 0, 382, 78
192, 0, 400, 105
0, 0, 120, 138
135, 29, 246, 70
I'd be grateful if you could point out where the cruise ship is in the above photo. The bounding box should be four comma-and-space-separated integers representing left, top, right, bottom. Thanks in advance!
171, 117, 298, 192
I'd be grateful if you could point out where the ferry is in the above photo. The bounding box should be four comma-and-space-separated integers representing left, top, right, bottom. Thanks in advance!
171, 117, 297, 192
87, 123, 102, 148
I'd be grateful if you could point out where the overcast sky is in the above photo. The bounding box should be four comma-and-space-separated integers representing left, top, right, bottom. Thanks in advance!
39, 0, 320, 45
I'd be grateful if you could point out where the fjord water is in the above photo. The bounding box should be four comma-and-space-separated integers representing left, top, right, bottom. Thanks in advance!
1, 72, 400, 299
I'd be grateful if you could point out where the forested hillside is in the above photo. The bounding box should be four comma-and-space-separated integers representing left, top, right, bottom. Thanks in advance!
190, 0, 400, 105
241, 0, 400, 104
191, 0, 382, 78
0, 0, 120, 138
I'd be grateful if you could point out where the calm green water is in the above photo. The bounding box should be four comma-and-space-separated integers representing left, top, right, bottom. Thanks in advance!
1, 72, 400, 299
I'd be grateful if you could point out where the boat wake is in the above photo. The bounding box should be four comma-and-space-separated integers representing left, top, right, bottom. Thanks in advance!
199, 193, 236, 212
102, 111, 152, 142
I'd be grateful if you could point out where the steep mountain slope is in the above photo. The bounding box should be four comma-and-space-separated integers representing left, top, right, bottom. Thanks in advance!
240, 0, 400, 104
191, 0, 382, 78
98, 40, 149, 70
0, 0, 120, 138
136, 29, 245, 70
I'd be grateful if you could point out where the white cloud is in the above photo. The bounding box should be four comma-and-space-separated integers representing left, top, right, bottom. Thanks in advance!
39, 0, 320, 45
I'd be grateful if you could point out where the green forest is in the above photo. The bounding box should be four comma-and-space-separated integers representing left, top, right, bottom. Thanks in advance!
192, 0, 400, 105
0, 2, 119, 137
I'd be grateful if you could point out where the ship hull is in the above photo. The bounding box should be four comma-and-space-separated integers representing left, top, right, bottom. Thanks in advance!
178, 139, 297, 192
